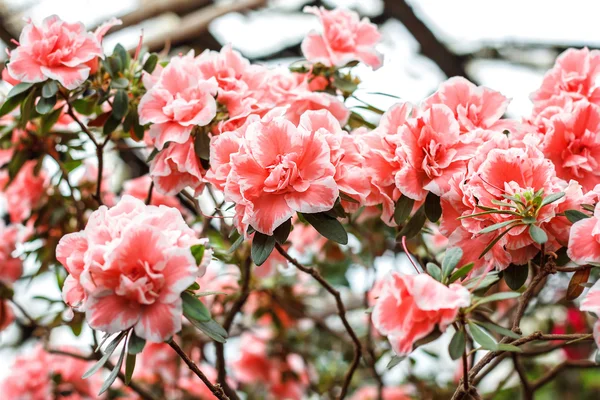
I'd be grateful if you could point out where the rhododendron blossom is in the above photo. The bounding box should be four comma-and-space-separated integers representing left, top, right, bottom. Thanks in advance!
579, 279, 600, 348
0, 160, 48, 223
372, 272, 470, 355
568, 202, 600, 264
56, 195, 206, 342
7, 15, 105, 89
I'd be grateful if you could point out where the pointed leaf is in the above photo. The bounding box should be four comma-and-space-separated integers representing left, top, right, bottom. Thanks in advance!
449, 263, 474, 283
468, 321, 497, 350
567, 267, 591, 301
190, 244, 206, 266
394, 195, 414, 225
479, 220, 517, 234
474, 321, 521, 339
189, 318, 228, 343
398, 207, 426, 239
386, 355, 405, 370
274, 218, 292, 244
449, 329, 466, 360
98, 345, 126, 395
442, 247, 463, 278
127, 332, 146, 355
125, 353, 136, 385
112, 89, 129, 120
302, 212, 348, 245
83, 332, 126, 379
251, 231, 276, 266
182, 291, 211, 322
540, 192, 565, 208
474, 291, 520, 307
565, 209, 590, 223
7, 82, 34, 98
424, 192, 442, 222
503, 263, 529, 290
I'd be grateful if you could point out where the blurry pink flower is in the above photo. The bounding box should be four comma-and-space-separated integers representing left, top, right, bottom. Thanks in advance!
349, 385, 412, 400
372, 272, 470, 355
135, 342, 179, 385
179, 362, 232, 399
138, 53, 218, 150
396, 104, 479, 201
7, 15, 104, 89
579, 279, 600, 349
0, 222, 23, 284
302, 6, 382, 69
86, 18, 122, 75
149, 138, 205, 196
0, 160, 48, 223
123, 175, 184, 212
225, 113, 338, 235
56, 195, 206, 342
531, 48, 600, 111
542, 101, 600, 191
568, 202, 600, 265
421, 77, 510, 133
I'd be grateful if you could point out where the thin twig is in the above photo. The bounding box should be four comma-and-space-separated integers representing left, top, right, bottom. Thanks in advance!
275, 243, 362, 399
512, 354, 532, 400
530, 360, 597, 391
145, 181, 154, 205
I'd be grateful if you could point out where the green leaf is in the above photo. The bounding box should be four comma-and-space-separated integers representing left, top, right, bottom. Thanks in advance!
479, 226, 517, 259
448, 329, 466, 360
474, 321, 521, 340
540, 192, 565, 208
503, 264, 529, 290
182, 291, 211, 322
398, 206, 426, 239
112, 89, 129, 120
386, 355, 405, 370
529, 224, 548, 244
7, 82, 34, 98
83, 332, 126, 379
187, 282, 200, 291
464, 271, 500, 290
111, 77, 129, 89
36, 95, 56, 115
393, 195, 414, 225
426, 262, 442, 281
189, 318, 228, 343
495, 344, 522, 353
143, 54, 159, 73
474, 291, 520, 307
333, 73, 358, 93
72, 98, 97, 115
273, 218, 292, 244
125, 353, 136, 385
114, 44, 130, 69
339, 191, 360, 204
98, 345, 126, 395
468, 321, 497, 351
565, 209, 590, 223
190, 244, 206, 266
7, 150, 27, 182
424, 192, 442, 222
127, 332, 146, 355
251, 231, 276, 266
227, 234, 244, 254
40, 106, 63, 134
479, 220, 517, 234
103, 114, 121, 135
442, 247, 463, 279
20, 88, 38, 123
302, 212, 348, 245
449, 263, 475, 283
0, 91, 28, 117
41, 81, 58, 98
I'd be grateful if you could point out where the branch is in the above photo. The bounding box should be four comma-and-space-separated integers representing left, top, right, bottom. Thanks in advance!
168, 340, 230, 400
512, 354, 533, 400
531, 360, 598, 391
275, 243, 362, 399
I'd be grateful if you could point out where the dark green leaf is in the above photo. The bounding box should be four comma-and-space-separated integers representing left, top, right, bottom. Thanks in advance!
103, 114, 121, 135
251, 231, 276, 266
72, 98, 97, 115
449, 263, 474, 283
468, 321, 497, 350
398, 206, 426, 239
480, 220, 517, 234
529, 224, 548, 244
474, 321, 521, 339
190, 244, 205, 266
7, 82, 34, 98
302, 212, 348, 245
0, 91, 28, 117
393, 195, 414, 225
449, 329, 466, 360
20, 88, 38, 123
474, 291, 520, 306
274, 218, 292, 244
111, 77, 129, 89
187, 282, 200, 291
114, 44, 130, 69
127, 332, 146, 355
189, 318, 228, 343
41, 81, 58, 98
124, 353, 136, 385
112, 89, 129, 120
479, 227, 516, 259
426, 262, 442, 281
182, 291, 211, 322
98, 345, 126, 395
36, 95, 56, 115
495, 344, 522, 353
565, 209, 590, 223
503, 264, 529, 290
83, 332, 126, 379
333, 73, 358, 93
40, 107, 63, 134
540, 192, 565, 208
143, 54, 159, 73
7, 151, 27, 182
339, 191, 360, 204
424, 192, 442, 222
227, 234, 244, 254
442, 247, 463, 279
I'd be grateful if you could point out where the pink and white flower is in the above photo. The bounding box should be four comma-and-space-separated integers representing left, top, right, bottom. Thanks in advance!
568, 202, 600, 265
579, 279, 600, 349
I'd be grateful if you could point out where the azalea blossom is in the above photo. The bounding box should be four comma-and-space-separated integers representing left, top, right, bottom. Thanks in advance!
7, 15, 105, 89
579, 279, 600, 349
371, 272, 470, 355
56, 195, 207, 342
302, 6, 382, 69
0, 160, 48, 223
568, 202, 600, 265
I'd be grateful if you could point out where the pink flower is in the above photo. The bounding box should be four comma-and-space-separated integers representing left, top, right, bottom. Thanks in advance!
135, 343, 179, 385
421, 77, 510, 133
224, 112, 339, 235
138, 52, 218, 150
149, 138, 205, 196
302, 6, 382, 69
0, 346, 102, 399
372, 272, 470, 355
531, 48, 600, 112
397, 104, 479, 201
568, 202, 600, 265
56, 195, 206, 342
0, 160, 48, 223
7, 15, 104, 90
122, 175, 184, 212
579, 279, 600, 349
0, 222, 23, 285
349, 386, 412, 400
542, 101, 600, 191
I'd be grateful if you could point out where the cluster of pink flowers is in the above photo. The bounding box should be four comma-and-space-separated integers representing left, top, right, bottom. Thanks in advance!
56, 195, 208, 342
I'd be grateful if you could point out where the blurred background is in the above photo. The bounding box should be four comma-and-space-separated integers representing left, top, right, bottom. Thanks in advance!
1, 0, 600, 398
